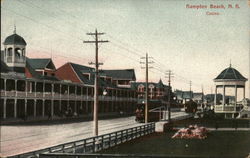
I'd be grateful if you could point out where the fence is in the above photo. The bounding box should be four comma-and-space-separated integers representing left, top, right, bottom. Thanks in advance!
10, 123, 155, 158
39, 153, 215, 158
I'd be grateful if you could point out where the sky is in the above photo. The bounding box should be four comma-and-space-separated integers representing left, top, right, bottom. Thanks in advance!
1, 0, 250, 98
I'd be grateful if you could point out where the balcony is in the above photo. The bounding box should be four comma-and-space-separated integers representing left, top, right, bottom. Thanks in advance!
1, 90, 137, 102
14, 57, 25, 63
7, 57, 12, 63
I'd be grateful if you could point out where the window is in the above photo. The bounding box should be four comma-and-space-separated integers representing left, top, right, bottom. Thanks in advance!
44, 72, 47, 76
8, 48, 13, 56
82, 73, 90, 80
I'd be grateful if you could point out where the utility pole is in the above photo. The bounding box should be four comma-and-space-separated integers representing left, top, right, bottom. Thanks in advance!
202, 85, 204, 109
140, 53, 153, 123
83, 29, 108, 136
166, 70, 174, 122
189, 81, 192, 100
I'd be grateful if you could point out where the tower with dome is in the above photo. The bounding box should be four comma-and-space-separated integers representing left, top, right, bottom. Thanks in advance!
3, 28, 27, 73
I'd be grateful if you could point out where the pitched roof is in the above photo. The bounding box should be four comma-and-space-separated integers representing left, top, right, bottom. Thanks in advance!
26, 60, 59, 81
69, 62, 95, 85
214, 66, 247, 81
27, 58, 56, 70
157, 79, 164, 88
101, 69, 136, 80
69, 62, 115, 87
193, 93, 203, 100
3, 33, 27, 46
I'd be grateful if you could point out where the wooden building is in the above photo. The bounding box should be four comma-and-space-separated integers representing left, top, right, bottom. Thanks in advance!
0, 31, 137, 122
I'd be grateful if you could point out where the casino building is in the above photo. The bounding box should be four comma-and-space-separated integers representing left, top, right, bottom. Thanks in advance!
0, 31, 138, 122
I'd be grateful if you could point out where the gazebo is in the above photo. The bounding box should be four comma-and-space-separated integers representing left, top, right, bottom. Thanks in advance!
213, 64, 248, 118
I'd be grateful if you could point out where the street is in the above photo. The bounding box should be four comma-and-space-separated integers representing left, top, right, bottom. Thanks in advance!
0, 112, 189, 157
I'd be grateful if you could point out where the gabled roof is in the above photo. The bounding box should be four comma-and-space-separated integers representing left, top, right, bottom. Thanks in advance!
214, 66, 247, 81
193, 93, 203, 100
102, 69, 136, 80
69, 62, 115, 87
26, 60, 59, 81
27, 58, 56, 70
157, 79, 164, 88
174, 90, 193, 99
69, 62, 95, 85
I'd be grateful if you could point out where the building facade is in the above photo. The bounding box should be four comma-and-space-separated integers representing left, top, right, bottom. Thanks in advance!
131, 79, 171, 108
0, 32, 138, 122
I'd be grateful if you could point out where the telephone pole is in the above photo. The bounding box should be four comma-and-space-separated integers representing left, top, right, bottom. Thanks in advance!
140, 53, 153, 123
189, 81, 192, 100
166, 70, 174, 122
83, 29, 108, 136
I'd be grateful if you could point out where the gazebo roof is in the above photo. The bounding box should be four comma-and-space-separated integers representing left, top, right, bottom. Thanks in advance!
214, 65, 247, 81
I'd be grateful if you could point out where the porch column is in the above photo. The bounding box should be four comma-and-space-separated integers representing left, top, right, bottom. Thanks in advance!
75, 85, 77, 96
42, 100, 45, 117
15, 80, 17, 96
4, 79, 6, 96
34, 82, 37, 97
86, 100, 89, 114
34, 99, 37, 117
51, 100, 54, 118
52, 83, 54, 98
14, 99, 17, 118
74, 101, 77, 114
67, 85, 69, 98
25, 80, 28, 96
81, 86, 83, 98
80, 99, 83, 115
214, 86, 217, 106
43, 81, 45, 97
3, 99, 6, 119
59, 84, 62, 112
243, 87, 246, 99
59, 100, 61, 112
235, 85, 237, 107
24, 99, 27, 117
86, 87, 89, 100
222, 85, 225, 109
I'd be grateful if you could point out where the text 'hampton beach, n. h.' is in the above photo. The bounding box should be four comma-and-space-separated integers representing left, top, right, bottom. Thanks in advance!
186, 4, 240, 15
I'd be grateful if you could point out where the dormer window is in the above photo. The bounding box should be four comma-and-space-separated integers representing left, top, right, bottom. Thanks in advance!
106, 77, 112, 83
83, 73, 90, 80
138, 84, 144, 92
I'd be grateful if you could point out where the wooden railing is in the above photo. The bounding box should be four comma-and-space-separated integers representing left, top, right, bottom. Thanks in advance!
2, 91, 137, 102
10, 123, 155, 158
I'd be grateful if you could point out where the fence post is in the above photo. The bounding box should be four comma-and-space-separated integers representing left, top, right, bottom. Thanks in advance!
126, 129, 128, 141
109, 134, 111, 147
83, 139, 86, 153
139, 126, 142, 137
93, 137, 95, 152
121, 131, 123, 143
101, 135, 104, 150
115, 132, 118, 145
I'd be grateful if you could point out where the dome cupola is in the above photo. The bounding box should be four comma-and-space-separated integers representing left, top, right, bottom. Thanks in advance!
3, 27, 27, 73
